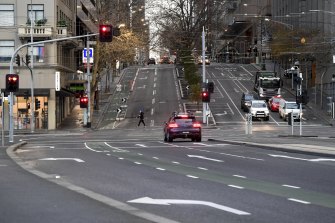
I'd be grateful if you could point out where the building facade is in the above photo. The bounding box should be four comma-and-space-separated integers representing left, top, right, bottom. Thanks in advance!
0, 0, 97, 130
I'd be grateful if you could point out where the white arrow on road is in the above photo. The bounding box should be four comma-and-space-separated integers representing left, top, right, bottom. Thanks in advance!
128, 197, 250, 215
39, 158, 85, 162
187, 155, 224, 162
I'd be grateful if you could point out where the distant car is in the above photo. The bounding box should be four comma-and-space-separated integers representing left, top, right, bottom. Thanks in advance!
147, 58, 156, 65
164, 112, 202, 142
249, 100, 270, 121
268, 95, 283, 112
198, 56, 210, 65
241, 92, 257, 112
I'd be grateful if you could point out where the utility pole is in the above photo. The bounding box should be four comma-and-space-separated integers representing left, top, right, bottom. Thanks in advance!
86, 35, 91, 128
30, 0, 35, 133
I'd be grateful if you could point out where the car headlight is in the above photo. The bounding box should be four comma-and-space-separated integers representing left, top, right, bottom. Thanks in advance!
265, 110, 269, 114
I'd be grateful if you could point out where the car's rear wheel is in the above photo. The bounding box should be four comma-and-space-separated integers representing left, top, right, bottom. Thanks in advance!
167, 133, 173, 142
164, 134, 167, 142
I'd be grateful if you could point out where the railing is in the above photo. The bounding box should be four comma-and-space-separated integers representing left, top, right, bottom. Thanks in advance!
18, 25, 53, 38
56, 27, 68, 36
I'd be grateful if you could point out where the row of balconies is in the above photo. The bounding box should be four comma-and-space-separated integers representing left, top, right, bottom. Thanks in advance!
18, 25, 71, 39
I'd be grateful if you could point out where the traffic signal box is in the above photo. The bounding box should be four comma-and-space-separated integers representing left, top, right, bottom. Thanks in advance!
207, 82, 214, 93
80, 97, 88, 108
35, 98, 41, 110
99, 25, 113, 42
6, 74, 19, 92
201, 91, 210, 102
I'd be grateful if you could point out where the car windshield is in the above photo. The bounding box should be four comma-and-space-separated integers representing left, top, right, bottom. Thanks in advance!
287, 103, 299, 109
272, 98, 281, 103
252, 102, 266, 108
260, 79, 281, 88
245, 95, 254, 100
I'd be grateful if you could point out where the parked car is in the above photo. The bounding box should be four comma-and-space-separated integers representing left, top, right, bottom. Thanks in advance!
249, 100, 270, 121
268, 95, 283, 112
278, 100, 301, 121
164, 112, 202, 142
241, 92, 257, 112
147, 58, 156, 65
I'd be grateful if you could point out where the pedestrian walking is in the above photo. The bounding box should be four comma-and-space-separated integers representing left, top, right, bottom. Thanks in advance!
137, 110, 146, 127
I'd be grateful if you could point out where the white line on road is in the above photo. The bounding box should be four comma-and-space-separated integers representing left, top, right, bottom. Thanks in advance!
39, 158, 85, 163
152, 98, 155, 104
134, 162, 142, 165
151, 108, 154, 115
233, 175, 247, 179
197, 167, 208, 170
136, 144, 147, 148
128, 197, 251, 215
187, 155, 224, 162
172, 161, 180, 164
228, 185, 244, 189
153, 157, 159, 159
288, 198, 310, 204
269, 154, 335, 162
186, 175, 199, 179
283, 185, 301, 189
220, 152, 264, 161
156, 168, 165, 171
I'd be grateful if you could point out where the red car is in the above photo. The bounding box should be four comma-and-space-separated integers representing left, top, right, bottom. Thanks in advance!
268, 95, 283, 112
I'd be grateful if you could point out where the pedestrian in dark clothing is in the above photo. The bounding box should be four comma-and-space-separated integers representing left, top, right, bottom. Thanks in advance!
138, 111, 145, 126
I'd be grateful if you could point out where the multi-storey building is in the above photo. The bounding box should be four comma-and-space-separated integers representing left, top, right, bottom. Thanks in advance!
0, 0, 97, 130
272, 0, 335, 109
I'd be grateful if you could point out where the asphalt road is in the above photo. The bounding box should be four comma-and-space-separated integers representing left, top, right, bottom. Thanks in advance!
7, 129, 335, 223
2, 63, 335, 222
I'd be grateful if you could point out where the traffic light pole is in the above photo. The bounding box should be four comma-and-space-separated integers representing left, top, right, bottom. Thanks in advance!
7, 33, 98, 142
86, 35, 91, 128
202, 26, 207, 124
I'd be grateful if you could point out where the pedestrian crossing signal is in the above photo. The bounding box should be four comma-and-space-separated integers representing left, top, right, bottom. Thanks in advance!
201, 91, 210, 102
80, 97, 88, 108
6, 74, 19, 92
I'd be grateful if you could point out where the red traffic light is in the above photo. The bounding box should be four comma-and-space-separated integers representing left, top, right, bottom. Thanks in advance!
6, 74, 19, 92
201, 91, 210, 102
99, 24, 113, 42
80, 97, 88, 108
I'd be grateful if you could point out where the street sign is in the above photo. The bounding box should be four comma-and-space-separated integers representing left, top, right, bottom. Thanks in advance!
82, 48, 94, 63
55, 71, 60, 91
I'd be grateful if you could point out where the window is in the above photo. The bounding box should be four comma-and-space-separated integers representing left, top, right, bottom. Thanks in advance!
27, 4, 44, 22
0, 4, 14, 26
27, 42, 45, 63
0, 40, 14, 62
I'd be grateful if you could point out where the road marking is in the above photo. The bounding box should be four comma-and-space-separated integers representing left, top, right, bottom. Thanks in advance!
136, 144, 147, 148
151, 108, 154, 115
137, 153, 143, 155
85, 143, 108, 152
197, 167, 208, 170
153, 157, 159, 159
269, 154, 335, 162
134, 162, 142, 165
118, 157, 124, 160
153, 90, 156, 95
128, 197, 251, 215
39, 158, 85, 163
228, 185, 244, 189
152, 98, 155, 104
104, 142, 128, 152
233, 175, 246, 179
283, 185, 300, 189
0, 164, 8, 167
193, 143, 208, 146
186, 175, 199, 179
220, 153, 263, 161
288, 198, 311, 204
187, 155, 224, 162
156, 168, 165, 171
172, 161, 180, 164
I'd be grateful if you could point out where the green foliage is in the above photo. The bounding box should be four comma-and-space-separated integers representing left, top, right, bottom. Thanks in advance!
57, 20, 67, 27
35, 18, 47, 26
189, 83, 201, 103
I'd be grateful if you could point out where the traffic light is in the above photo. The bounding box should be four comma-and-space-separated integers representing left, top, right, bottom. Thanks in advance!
26, 54, 31, 65
5, 74, 19, 92
201, 91, 210, 102
16, 55, 21, 66
207, 82, 214, 93
80, 97, 88, 108
35, 98, 41, 110
99, 24, 113, 42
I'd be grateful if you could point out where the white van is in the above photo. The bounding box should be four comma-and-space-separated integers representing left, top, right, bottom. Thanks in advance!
278, 100, 300, 121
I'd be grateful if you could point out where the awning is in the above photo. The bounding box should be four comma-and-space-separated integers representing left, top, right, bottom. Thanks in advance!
221, 21, 252, 40
56, 88, 76, 97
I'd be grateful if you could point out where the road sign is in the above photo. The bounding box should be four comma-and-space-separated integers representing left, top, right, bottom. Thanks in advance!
82, 48, 94, 63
